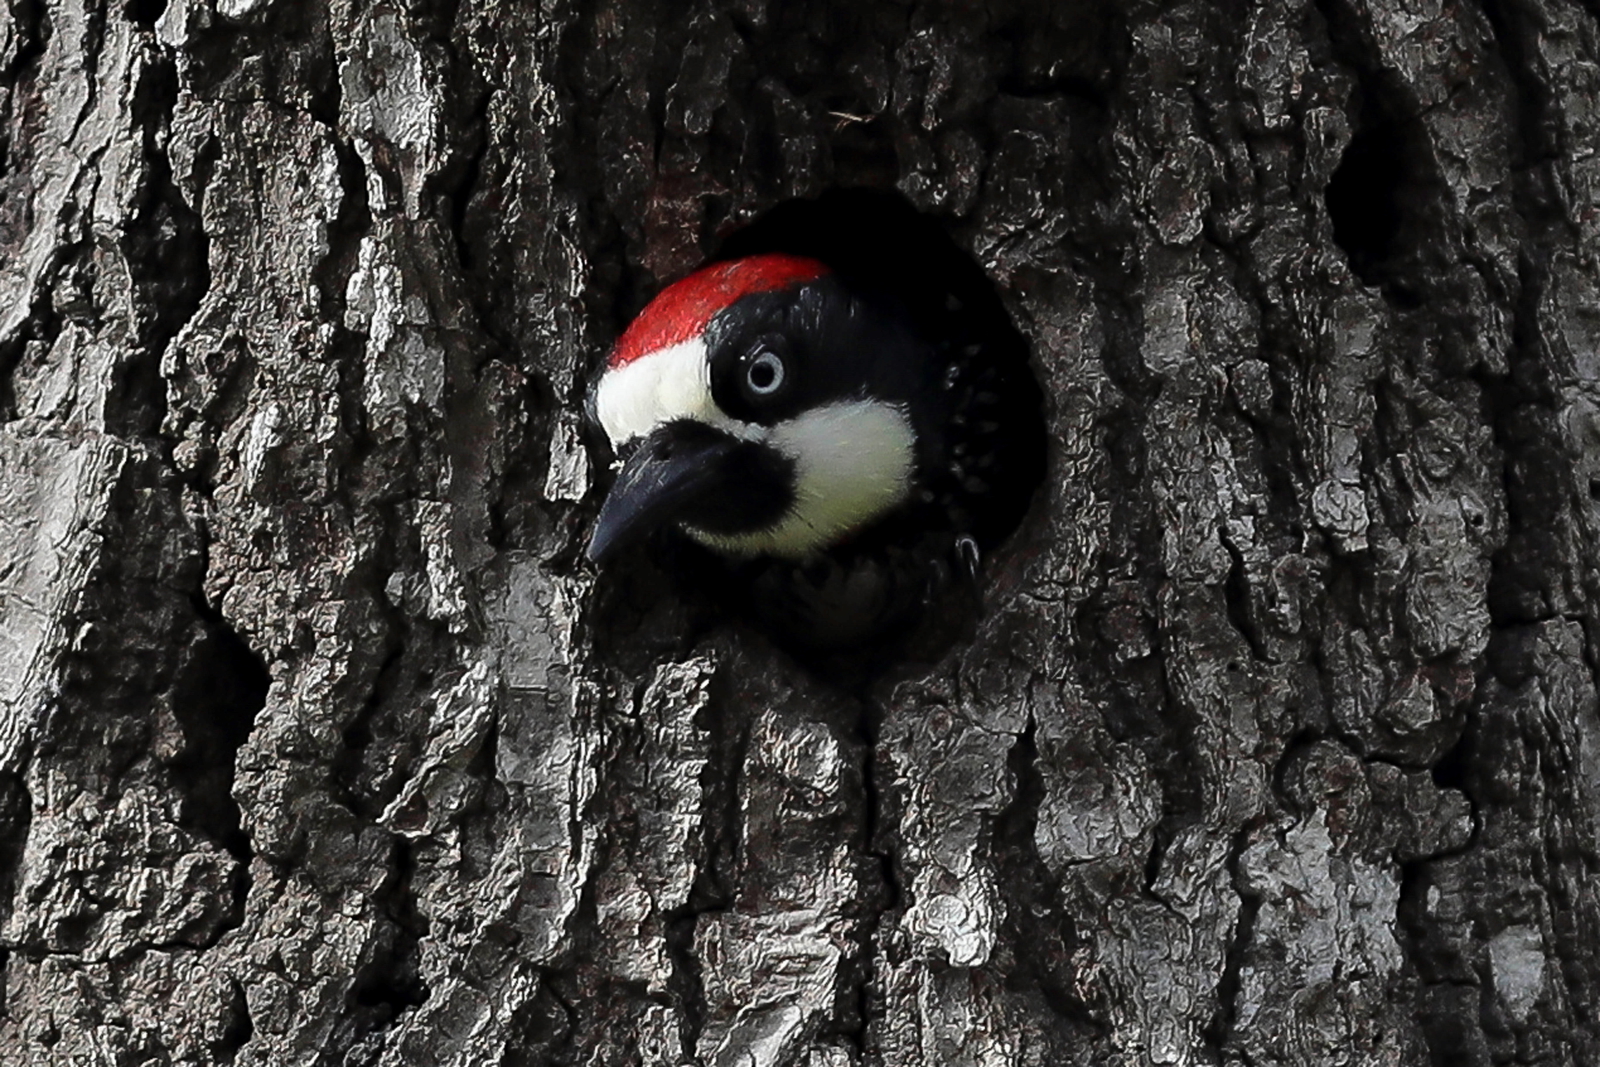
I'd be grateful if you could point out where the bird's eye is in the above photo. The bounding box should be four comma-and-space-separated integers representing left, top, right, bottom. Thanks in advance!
744, 350, 786, 397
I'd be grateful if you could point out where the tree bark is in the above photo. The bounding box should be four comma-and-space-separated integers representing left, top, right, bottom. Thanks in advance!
3, 0, 1600, 1063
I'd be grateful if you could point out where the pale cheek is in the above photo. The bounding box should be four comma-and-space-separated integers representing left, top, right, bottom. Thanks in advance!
776, 401, 915, 505
702, 400, 913, 557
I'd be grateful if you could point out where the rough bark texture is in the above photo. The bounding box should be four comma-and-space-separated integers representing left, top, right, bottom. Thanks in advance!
3, 0, 1600, 1063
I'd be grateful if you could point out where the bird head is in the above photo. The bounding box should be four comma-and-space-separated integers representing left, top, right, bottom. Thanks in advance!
587, 254, 940, 564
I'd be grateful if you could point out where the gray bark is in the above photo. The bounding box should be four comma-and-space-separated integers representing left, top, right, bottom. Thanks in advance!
2, 0, 1599, 1063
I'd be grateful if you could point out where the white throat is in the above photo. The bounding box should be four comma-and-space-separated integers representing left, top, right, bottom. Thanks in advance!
687, 399, 914, 558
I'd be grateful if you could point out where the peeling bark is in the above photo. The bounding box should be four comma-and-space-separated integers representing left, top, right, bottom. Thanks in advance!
4, 0, 1600, 1063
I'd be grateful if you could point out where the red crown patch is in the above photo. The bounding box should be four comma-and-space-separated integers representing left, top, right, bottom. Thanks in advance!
610, 254, 829, 367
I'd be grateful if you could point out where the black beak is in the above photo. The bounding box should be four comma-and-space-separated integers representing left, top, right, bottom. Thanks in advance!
588, 422, 786, 564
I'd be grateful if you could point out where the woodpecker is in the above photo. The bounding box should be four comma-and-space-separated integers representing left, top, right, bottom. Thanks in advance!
586, 247, 1043, 648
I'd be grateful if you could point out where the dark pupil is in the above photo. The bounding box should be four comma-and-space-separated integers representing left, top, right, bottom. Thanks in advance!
749, 360, 776, 389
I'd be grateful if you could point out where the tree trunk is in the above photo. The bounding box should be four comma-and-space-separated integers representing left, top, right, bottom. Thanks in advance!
3, 0, 1599, 1063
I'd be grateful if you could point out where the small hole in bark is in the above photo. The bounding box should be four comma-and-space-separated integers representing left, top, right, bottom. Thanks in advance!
1430, 717, 1474, 793
1588, 476, 1600, 501
1325, 95, 1445, 301
352, 840, 430, 1026
168, 605, 270, 862
128, 0, 167, 25
1326, 119, 1405, 281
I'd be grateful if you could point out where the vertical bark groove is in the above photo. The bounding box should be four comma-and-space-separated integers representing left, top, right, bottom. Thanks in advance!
5, 0, 1600, 1063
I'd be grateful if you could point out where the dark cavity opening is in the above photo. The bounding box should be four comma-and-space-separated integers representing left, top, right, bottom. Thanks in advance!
1324, 94, 1445, 306
127, 0, 167, 26
1326, 119, 1405, 278
169, 601, 270, 863
714, 188, 1047, 553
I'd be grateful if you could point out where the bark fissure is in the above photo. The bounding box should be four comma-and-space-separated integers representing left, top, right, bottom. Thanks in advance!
1205, 824, 1264, 1056
5, 0, 1600, 1061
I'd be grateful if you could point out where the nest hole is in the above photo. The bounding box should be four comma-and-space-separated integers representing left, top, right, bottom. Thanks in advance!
714, 188, 1047, 553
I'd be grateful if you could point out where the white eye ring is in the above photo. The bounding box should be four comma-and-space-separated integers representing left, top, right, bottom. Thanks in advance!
745, 350, 786, 396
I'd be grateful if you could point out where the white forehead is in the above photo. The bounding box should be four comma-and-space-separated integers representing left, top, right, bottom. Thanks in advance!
594, 339, 731, 447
